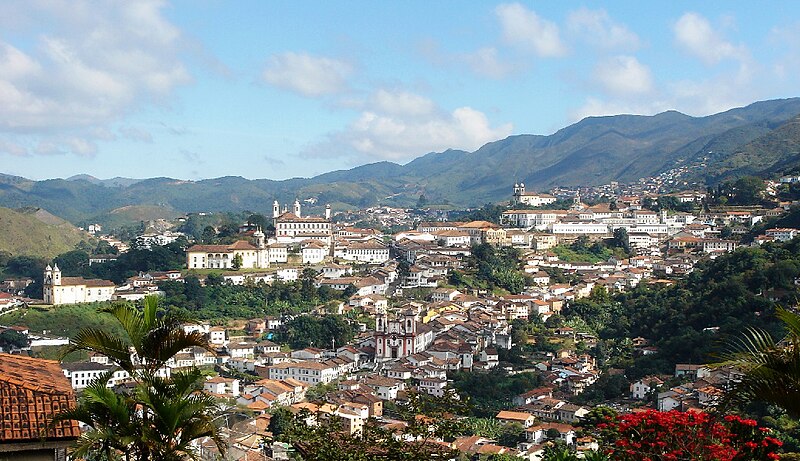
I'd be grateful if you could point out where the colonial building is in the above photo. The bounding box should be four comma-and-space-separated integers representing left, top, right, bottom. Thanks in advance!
186, 229, 270, 269
43, 264, 115, 305
273, 200, 333, 246
512, 183, 557, 207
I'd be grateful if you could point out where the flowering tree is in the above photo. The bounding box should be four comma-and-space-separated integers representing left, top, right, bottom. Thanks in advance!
591, 410, 782, 461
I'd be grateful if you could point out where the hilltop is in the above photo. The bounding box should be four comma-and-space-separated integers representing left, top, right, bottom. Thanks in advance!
0, 207, 91, 258
1, 98, 800, 225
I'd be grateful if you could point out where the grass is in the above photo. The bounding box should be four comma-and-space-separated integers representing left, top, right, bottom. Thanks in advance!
0, 303, 124, 339
0, 206, 90, 259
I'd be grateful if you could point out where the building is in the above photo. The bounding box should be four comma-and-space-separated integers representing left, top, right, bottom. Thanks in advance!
342, 240, 390, 264
267, 361, 339, 385
186, 230, 269, 269
273, 200, 333, 246
43, 264, 115, 305
0, 353, 81, 458
512, 183, 557, 207
374, 309, 433, 361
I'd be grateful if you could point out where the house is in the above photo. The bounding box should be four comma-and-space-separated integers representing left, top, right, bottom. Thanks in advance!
186, 234, 270, 270
0, 354, 81, 458
343, 240, 390, 264
204, 376, 241, 397
526, 422, 577, 445
496, 410, 536, 428
267, 361, 340, 385
631, 376, 664, 400
302, 240, 328, 264
430, 288, 462, 303
61, 361, 130, 390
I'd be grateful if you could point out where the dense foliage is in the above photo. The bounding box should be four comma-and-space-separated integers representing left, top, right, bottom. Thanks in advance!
564, 239, 800, 377
159, 271, 350, 321
448, 243, 527, 294
449, 370, 542, 417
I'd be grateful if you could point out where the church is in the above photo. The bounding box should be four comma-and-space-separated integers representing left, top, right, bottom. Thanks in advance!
512, 183, 557, 207
43, 264, 115, 305
374, 308, 433, 361
273, 199, 333, 246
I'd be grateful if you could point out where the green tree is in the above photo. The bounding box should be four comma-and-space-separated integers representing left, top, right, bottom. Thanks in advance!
717, 307, 800, 418
55, 297, 224, 460
231, 253, 243, 270
0, 329, 28, 350
200, 226, 217, 244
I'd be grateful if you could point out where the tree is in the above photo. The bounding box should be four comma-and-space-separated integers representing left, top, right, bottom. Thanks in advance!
56, 297, 224, 460
416, 194, 428, 208
54, 250, 90, 275
231, 253, 243, 270
200, 225, 217, 244
717, 307, 800, 418
0, 329, 28, 351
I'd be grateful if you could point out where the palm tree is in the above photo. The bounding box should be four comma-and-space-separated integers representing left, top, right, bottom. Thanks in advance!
64, 296, 207, 377
717, 307, 800, 418
57, 296, 225, 460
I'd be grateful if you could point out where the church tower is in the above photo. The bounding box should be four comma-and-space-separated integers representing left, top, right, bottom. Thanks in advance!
273, 200, 280, 219
52, 263, 61, 286
293, 199, 301, 218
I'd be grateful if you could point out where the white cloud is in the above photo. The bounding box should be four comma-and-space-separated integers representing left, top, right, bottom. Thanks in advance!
463, 47, 520, 79
0, 0, 192, 157
369, 89, 437, 117
495, 3, 567, 57
567, 8, 640, 51
262, 52, 352, 97
309, 89, 513, 162
673, 12, 747, 65
594, 56, 654, 96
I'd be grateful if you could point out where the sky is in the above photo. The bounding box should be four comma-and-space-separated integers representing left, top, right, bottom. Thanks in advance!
1, 1, 800, 181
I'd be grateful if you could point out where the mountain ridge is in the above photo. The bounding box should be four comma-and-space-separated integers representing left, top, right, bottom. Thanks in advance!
3, 97, 800, 226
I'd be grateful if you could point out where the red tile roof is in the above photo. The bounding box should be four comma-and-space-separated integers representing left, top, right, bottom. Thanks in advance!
0, 353, 80, 442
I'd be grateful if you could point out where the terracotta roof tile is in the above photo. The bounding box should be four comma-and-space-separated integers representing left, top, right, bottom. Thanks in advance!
0, 353, 80, 442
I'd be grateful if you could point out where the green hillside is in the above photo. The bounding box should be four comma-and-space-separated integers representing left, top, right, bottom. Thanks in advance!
0, 207, 91, 258
708, 114, 800, 180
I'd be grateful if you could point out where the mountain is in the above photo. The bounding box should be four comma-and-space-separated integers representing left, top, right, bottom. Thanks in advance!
704, 114, 800, 180
67, 174, 144, 188
0, 207, 91, 258
1, 97, 800, 225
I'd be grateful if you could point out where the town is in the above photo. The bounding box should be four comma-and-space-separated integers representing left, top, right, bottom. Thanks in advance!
1, 173, 799, 460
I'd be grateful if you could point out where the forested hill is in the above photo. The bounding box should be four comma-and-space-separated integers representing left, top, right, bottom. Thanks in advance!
566, 238, 800, 379
2, 97, 800, 224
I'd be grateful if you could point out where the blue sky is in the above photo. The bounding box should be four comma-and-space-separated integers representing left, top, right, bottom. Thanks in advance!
1, 1, 799, 181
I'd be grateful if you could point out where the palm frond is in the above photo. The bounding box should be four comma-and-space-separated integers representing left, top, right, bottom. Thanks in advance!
64, 328, 134, 372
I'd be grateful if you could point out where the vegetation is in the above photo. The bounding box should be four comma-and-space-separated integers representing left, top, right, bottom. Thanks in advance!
275, 391, 465, 460
563, 239, 800, 378
0, 206, 91, 259
449, 370, 542, 417
55, 297, 224, 460
159, 274, 350, 322
581, 409, 783, 460
447, 243, 527, 294
0, 303, 126, 339
717, 307, 800, 418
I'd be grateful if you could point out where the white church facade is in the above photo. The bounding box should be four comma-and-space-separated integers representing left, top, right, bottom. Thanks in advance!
43, 264, 115, 305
